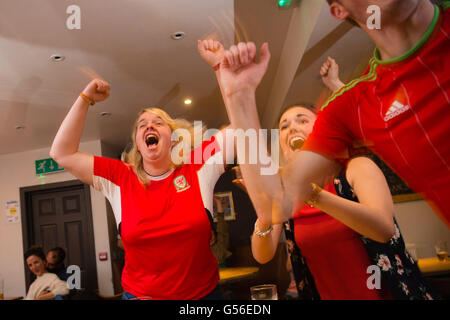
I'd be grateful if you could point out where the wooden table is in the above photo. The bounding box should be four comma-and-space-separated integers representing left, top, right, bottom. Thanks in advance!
418, 257, 450, 299
219, 267, 259, 284
418, 257, 450, 276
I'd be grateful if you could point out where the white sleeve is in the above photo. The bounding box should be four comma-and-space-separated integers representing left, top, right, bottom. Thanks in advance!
49, 275, 70, 296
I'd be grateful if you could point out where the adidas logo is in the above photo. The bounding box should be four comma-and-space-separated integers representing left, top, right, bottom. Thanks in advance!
384, 101, 410, 122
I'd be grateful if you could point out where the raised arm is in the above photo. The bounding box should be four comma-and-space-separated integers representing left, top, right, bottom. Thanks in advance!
49, 79, 110, 185
215, 42, 289, 226
198, 39, 237, 166
320, 57, 345, 92
251, 222, 284, 264
231, 174, 283, 264
216, 42, 342, 225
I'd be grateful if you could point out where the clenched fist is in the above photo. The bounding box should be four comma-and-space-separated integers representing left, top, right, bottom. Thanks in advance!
320, 57, 344, 92
198, 39, 224, 68
82, 79, 111, 103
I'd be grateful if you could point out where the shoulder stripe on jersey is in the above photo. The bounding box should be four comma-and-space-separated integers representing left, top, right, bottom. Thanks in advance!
321, 58, 378, 111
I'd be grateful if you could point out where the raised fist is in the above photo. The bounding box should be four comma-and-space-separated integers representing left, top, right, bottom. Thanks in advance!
198, 39, 224, 68
82, 79, 111, 103
219, 42, 271, 97
320, 57, 344, 92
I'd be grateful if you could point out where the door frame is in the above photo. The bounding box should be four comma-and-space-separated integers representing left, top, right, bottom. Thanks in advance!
20, 179, 98, 291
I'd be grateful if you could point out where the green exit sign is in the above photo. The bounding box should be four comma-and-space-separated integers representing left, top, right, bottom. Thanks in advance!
278, 0, 300, 9
278, 0, 292, 7
35, 158, 64, 175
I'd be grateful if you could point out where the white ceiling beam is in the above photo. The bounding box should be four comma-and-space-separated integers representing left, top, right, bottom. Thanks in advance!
261, 0, 325, 129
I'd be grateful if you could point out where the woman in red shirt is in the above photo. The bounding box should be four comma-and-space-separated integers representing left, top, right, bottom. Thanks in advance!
251, 104, 394, 300
50, 79, 230, 299
198, 39, 395, 298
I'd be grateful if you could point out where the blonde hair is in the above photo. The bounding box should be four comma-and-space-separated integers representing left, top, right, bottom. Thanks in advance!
121, 107, 201, 185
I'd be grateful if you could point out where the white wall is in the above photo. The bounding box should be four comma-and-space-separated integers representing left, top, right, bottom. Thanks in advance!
0, 140, 114, 298
394, 200, 450, 260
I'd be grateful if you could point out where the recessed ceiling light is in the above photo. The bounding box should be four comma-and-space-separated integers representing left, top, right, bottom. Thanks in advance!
184, 98, 192, 106
171, 31, 185, 40
50, 54, 65, 62
100, 112, 111, 117
15, 125, 25, 130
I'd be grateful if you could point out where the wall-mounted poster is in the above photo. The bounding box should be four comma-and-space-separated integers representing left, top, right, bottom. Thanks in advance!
213, 192, 236, 221
5, 200, 20, 224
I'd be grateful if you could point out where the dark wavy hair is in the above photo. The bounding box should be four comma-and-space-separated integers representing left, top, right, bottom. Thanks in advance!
278, 103, 318, 126
48, 247, 66, 264
24, 246, 46, 262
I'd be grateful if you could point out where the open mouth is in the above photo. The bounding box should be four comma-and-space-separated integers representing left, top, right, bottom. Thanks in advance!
289, 137, 304, 150
145, 134, 159, 148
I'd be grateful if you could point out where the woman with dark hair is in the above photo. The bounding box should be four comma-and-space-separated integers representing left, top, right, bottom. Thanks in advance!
198, 38, 438, 299
24, 247, 69, 300
250, 104, 438, 300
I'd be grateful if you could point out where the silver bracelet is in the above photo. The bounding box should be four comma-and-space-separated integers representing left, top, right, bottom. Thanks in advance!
254, 221, 273, 237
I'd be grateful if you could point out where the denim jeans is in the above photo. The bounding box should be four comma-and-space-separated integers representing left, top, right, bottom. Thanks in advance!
122, 284, 223, 300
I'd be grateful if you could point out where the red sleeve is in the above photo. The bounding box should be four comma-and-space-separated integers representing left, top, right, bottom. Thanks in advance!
189, 136, 224, 171
302, 92, 357, 166
93, 156, 128, 186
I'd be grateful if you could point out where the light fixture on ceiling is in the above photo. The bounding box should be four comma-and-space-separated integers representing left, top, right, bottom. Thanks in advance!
184, 98, 192, 106
50, 54, 65, 62
171, 31, 185, 40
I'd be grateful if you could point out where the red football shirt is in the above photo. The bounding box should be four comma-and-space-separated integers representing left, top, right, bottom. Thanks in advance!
304, 3, 450, 227
93, 137, 224, 299
293, 183, 389, 300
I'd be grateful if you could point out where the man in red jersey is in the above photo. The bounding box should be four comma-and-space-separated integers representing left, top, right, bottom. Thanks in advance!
213, 0, 450, 229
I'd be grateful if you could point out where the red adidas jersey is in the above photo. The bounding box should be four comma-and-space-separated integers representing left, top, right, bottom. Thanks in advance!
304, 2, 450, 227
93, 137, 225, 299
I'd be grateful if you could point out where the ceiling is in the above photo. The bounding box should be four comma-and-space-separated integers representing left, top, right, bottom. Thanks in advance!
0, 0, 374, 157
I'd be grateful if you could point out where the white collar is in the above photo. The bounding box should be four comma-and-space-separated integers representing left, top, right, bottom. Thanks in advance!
146, 167, 175, 181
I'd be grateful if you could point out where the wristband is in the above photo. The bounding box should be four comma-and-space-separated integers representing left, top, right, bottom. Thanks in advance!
305, 183, 323, 207
213, 63, 220, 71
80, 92, 95, 106
254, 221, 273, 237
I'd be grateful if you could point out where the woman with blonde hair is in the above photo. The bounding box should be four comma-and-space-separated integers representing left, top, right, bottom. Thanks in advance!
50, 79, 230, 300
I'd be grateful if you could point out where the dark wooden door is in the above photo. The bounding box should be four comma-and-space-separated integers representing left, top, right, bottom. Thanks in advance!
21, 180, 97, 291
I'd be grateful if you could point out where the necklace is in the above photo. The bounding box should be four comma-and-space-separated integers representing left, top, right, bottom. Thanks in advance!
144, 167, 174, 180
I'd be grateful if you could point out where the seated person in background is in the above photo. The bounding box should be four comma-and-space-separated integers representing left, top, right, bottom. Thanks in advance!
46, 247, 70, 281
25, 246, 69, 300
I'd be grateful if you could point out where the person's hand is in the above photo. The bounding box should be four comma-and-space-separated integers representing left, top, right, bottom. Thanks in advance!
82, 79, 111, 103
320, 57, 344, 92
198, 39, 224, 68
36, 290, 51, 300
218, 42, 271, 97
